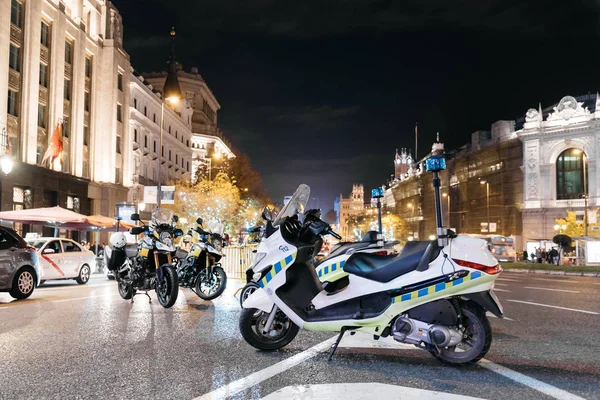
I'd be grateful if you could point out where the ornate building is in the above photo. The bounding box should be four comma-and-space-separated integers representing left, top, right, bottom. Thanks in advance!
337, 184, 365, 240
518, 94, 600, 245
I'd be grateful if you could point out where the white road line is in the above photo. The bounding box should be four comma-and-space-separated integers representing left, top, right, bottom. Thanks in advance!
492, 288, 511, 292
52, 294, 119, 303
193, 337, 336, 400
532, 278, 579, 284
497, 278, 519, 282
507, 300, 599, 315
524, 286, 580, 294
495, 283, 509, 286
479, 359, 586, 400
486, 312, 514, 321
39, 283, 114, 291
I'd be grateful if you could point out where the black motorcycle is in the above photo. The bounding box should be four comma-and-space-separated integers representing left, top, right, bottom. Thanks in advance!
175, 218, 227, 301
107, 208, 182, 308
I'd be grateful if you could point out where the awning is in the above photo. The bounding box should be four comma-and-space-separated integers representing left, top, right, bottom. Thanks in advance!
0, 206, 86, 225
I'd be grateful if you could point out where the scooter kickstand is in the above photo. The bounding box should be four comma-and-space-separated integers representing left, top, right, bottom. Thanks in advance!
328, 327, 348, 361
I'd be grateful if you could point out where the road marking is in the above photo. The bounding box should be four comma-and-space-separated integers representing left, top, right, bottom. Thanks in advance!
492, 288, 511, 292
495, 283, 509, 286
507, 300, 599, 315
193, 337, 336, 400
52, 294, 119, 303
524, 286, 580, 294
479, 359, 586, 400
39, 283, 114, 291
497, 278, 519, 282
486, 312, 514, 321
532, 278, 579, 284
263, 383, 485, 400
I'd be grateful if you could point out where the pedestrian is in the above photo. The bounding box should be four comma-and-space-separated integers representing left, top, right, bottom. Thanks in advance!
550, 247, 559, 265
522, 249, 528, 262
541, 249, 547, 263
530, 251, 535, 261
536, 247, 542, 263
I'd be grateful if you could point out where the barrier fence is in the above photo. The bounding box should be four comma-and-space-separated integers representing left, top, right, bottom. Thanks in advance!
221, 244, 258, 280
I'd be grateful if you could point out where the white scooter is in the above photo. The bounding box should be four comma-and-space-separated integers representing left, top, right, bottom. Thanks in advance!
239, 145, 504, 365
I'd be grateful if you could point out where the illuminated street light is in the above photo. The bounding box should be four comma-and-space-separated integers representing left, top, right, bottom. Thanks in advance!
407, 236, 414, 241
138, 202, 146, 212
428, 234, 436, 240
1, 154, 13, 175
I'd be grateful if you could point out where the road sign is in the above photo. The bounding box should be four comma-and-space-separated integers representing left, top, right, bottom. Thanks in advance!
143, 186, 175, 205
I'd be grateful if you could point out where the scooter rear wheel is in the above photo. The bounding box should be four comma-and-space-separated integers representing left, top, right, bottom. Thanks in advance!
239, 307, 299, 351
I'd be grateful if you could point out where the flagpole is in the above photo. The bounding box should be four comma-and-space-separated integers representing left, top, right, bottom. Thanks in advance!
415, 123, 418, 161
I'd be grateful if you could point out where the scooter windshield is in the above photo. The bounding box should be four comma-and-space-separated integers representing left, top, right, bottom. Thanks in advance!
273, 184, 311, 227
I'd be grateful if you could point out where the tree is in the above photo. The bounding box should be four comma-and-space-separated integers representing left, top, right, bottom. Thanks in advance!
553, 234, 572, 265
555, 209, 600, 237
323, 209, 338, 225
346, 211, 411, 243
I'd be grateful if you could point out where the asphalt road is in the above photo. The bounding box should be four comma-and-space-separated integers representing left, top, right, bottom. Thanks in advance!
0, 272, 599, 400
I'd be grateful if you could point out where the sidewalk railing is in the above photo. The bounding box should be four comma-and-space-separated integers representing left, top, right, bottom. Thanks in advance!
221, 244, 258, 280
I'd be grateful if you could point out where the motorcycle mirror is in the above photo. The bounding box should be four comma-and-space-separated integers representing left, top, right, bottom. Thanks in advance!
174, 229, 184, 237
130, 213, 140, 221
196, 217, 203, 226
261, 207, 273, 222
173, 215, 179, 223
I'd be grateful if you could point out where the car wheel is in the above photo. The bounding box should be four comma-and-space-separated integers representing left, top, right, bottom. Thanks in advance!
76, 264, 91, 284
10, 267, 36, 299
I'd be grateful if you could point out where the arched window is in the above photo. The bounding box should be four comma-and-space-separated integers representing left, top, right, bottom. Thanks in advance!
556, 148, 587, 200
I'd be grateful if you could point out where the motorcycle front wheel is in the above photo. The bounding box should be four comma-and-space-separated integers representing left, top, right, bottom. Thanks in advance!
118, 281, 135, 300
239, 307, 299, 351
429, 301, 492, 366
156, 265, 179, 308
195, 266, 227, 300
239, 281, 260, 308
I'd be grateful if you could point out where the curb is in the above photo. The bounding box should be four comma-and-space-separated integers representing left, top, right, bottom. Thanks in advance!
503, 268, 600, 278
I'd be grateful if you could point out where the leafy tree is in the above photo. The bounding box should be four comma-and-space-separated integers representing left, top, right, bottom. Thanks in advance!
323, 209, 338, 225
346, 211, 411, 243
555, 209, 600, 237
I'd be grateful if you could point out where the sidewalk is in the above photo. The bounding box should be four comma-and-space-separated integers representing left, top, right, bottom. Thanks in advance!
502, 262, 600, 277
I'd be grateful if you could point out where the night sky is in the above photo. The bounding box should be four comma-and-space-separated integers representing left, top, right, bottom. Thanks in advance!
113, 0, 600, 211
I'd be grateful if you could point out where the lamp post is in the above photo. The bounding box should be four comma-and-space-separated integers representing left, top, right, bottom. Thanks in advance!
207, 151, 222, 181
480, 180, 490, 233
157, 27, 183, 208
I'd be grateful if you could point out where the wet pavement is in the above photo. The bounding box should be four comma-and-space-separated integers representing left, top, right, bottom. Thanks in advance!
0, 272, 599, 399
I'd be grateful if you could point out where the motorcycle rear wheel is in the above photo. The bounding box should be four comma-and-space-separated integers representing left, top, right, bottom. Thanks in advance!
239, 307, 299, 351
156, 265, 179, 308
195, 267, 227, 301
429, 301, 492, 366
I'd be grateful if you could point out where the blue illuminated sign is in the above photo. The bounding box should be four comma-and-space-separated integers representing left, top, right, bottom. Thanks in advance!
426, 156, 446, 172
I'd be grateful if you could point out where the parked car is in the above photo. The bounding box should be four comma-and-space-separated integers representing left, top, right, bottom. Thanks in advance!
26, 237, 95, 285
0, 226, 42, 299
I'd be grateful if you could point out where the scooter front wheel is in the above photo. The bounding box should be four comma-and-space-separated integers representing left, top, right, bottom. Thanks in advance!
239, 282, 260, 308
239, 307, 299, 351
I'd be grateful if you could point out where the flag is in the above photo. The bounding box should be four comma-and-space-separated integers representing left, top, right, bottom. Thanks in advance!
42, 122, 63, 166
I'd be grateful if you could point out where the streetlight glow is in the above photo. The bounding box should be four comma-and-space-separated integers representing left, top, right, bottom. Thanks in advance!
1, 154, 13, 175
213, 152, 222, 159
166, 96, 179, 104
480, 180, 487, 185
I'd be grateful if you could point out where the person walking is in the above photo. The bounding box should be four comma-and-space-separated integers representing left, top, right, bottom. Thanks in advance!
550, 247, 559, 265
536, 247, 542, 263
523, 249, 529, 262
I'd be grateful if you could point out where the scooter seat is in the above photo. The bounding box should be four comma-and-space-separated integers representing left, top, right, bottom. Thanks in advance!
325, 241, 374, 260
343, 241, 436, 282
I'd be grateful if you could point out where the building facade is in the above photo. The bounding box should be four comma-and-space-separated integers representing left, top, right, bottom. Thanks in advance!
1, 0, 233, 237
338, 184, 365, 240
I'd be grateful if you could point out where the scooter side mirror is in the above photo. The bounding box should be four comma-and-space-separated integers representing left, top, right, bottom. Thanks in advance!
261, 207, 273, 222
130, 213, 140, 221
196, 217, 203, 226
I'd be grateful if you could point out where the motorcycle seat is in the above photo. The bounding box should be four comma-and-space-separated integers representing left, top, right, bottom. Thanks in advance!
343, 241, 438, 282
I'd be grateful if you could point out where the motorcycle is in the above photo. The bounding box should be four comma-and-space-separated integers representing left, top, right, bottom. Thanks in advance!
175, 218, 227, 300
240, 148, 504, 365
239, 209, 397, 307
107, 208, 182, 308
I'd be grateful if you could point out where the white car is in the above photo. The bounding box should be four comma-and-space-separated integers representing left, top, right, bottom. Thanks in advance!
26, 238, 95, 285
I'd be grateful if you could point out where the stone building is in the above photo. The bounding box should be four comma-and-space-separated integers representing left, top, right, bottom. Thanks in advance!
337, 184, 365, 240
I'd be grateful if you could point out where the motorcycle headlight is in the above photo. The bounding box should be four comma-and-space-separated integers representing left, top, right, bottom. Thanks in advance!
160, 231, 173, 246
212, 238, 222, 252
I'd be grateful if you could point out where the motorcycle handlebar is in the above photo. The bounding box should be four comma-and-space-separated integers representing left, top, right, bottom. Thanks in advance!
328, 229, 342, 240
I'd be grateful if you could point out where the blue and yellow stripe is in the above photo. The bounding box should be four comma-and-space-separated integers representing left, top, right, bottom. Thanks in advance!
391, 271, 482, 304
317, 260, 346, 279
258, 253, 297, 288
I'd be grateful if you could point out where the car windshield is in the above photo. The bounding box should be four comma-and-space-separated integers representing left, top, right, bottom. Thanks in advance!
27, 240, 47, 250
152, 208, 174, 226
273, 184, 311, 226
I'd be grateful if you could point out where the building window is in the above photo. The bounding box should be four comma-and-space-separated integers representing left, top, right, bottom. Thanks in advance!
64, 79, 71, 101
39, 63, 48, 87
83, 125, 90, 147
134, 129, 138, 143
556, 148, 588, 200
162, 146, 164, 157
40, 21, 49, 47
11, 0, 22, 28
8, 90, 18, 116
143, 135, 148, 148
64, 40, 72, 64
116, 136, 121, 154
85, 56, 92, 77
12, 186, 32, 236
176, 154, 178, 164
187, 161, 189, 172
144, 106, 147, 116
36, 145, 44, 164
115, 167, 121, 184
168, 126, 171, 134
186, 139, 189, 147
9, 45, 20, 72
175, 131, 178, 139
66, 196, 80, 212
117, 104, 122, 122
133, 98, 137, 109
117, 72, 123, 91
63, 116, 69, 138
169, 150, 171, 161
153, 141, 157, 153
37, 104, 46, 128
153, 113, 156, 123
84, 91, 90, 111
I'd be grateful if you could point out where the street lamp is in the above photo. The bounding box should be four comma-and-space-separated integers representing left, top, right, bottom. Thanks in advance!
206, 151, 223, 181
553, 224, 567, 234
480, 180, 490, 233
157, 27, 183, 208
1, 153, 13, 175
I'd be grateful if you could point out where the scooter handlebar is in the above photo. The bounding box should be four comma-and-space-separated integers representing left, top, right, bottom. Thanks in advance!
328, 229, 342, 240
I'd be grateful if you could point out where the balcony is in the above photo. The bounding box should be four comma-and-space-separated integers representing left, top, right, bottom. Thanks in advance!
151, 151, 158, 160
142, 146, 149, 155
10, 24, 22, 44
